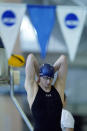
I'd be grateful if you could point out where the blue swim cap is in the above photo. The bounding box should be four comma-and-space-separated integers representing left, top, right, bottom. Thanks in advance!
39, 64, 54, 78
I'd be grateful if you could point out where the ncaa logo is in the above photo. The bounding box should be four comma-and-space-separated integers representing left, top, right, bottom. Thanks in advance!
2, 10, 16, 26
65, 13, 79, 29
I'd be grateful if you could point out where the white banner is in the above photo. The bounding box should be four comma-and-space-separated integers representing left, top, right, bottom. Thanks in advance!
56, 6, 86, 62
0, 3, 26, 58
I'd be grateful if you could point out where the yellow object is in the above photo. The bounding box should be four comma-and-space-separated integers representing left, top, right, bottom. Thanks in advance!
8, 54, 25, 67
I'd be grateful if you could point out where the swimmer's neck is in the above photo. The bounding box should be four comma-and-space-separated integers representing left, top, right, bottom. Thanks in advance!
39, 83, 51, 93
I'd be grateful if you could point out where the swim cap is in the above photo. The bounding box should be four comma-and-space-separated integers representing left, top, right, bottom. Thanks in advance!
39, 64, 54, 78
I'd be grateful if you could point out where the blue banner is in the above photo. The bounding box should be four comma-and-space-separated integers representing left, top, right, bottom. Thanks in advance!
27, 5, 56, 58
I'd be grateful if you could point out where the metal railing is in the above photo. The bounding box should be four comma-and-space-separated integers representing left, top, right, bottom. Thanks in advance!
10, 67, 33, 131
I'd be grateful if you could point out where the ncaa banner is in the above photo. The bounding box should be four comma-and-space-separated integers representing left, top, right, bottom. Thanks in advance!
56, 6, 86, 62
0, 3, 26, 58
27, 5, 56, 58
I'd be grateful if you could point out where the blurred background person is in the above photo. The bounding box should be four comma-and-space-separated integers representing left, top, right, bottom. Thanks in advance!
61, 93, 75, 131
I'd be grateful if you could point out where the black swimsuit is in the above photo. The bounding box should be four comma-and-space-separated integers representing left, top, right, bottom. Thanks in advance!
31, 85, 63, 131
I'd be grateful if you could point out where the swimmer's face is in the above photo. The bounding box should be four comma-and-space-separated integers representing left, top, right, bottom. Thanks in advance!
40, 76, 53, 88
